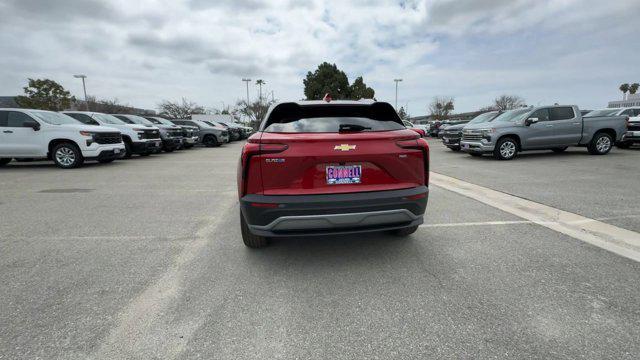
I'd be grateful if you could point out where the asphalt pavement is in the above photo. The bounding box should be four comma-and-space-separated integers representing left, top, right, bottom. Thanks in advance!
1, 141, 639, 359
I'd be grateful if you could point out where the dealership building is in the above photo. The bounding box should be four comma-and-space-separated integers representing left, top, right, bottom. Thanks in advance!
608, 93, 640, 108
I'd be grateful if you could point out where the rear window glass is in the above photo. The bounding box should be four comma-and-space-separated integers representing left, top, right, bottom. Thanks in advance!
549, 107, 575, 120
263, 103, 404, 133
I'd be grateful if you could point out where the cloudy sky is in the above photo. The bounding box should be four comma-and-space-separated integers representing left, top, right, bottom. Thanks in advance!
1, 0, 638, 115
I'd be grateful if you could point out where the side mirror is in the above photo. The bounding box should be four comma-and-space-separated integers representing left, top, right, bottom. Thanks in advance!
23, 119, 40, 131
525, 117, 539, 126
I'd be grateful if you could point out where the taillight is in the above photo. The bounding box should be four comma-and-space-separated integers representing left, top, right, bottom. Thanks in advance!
395, 138, 429, 185
239, 139, 288, 197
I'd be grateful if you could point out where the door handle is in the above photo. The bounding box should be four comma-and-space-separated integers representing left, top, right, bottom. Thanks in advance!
545, 124, 553, 127
573, 122, 580, 125
3, 130, 13, 133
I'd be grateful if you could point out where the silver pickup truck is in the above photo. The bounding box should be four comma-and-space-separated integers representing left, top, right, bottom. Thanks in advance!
460, 105, 627, 160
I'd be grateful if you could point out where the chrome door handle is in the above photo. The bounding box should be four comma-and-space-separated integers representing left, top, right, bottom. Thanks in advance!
545, 124, 553, 127
573, 122, 580, 125
3, 130, 13, 133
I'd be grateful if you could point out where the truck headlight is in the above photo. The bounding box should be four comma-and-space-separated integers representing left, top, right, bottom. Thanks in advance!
480, 128, 495, 141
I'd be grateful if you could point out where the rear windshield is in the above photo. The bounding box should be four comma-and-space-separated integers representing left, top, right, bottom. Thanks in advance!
263, 103, 404, 133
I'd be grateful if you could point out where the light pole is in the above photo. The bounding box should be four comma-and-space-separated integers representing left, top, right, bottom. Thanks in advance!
393, 78, 403, 110
256, 79, 265, 103
73, 74, 88, 102
242, 78, 251, 104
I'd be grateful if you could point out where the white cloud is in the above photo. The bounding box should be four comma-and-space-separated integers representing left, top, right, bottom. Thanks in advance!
0, 0, 638, 113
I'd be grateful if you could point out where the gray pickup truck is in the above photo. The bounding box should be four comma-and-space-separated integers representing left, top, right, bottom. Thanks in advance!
460, 105, 627, 160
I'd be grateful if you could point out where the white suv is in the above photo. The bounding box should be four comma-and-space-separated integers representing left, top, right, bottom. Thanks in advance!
63, 111, 162, 158
0, 108, 125, 169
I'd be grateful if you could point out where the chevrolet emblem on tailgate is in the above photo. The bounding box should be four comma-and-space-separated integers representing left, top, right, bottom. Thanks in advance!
334, 144, 356, 151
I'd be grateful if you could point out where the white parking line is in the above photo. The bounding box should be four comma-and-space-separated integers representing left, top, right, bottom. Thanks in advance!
430, 172, 640, 263
421, 220, 532, 228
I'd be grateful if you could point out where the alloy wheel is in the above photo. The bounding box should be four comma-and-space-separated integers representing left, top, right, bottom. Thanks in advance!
55, 147, 76, 167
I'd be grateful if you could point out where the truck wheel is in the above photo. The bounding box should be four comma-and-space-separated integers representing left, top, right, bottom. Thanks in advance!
392, 225, 419, 236
203, 135, 219, 147
552, 147, 568, 153
240, 212, 268, 248
0, 158, 11, 166
616, 141, 632, 149
588, 132, 613, 155
493, 137, 518, 160
52, 143, 84, 169
123, 140, 133, 158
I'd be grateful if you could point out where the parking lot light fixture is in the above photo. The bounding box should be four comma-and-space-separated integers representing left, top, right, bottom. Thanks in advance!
73, 74, 88, 103
394, 78, 403, 110
242, 78, 251, 104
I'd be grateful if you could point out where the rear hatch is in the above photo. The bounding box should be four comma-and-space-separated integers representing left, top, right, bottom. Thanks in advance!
255, 102, 428, 195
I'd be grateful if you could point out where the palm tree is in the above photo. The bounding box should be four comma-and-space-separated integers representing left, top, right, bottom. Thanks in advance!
255, 79, 265, 102
629, 83, 639, 97
619, 83, 630, 100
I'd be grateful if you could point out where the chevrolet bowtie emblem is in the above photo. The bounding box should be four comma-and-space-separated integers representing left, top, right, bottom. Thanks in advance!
334, 144, 357, 151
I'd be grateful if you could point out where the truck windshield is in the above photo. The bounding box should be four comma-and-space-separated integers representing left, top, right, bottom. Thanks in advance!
584, 109, 619, 117
93, 114, 126, 125
492, 109, 531, 123
31, 111, 80, 125
468, 112, 498, 124
120, 115, 155, 126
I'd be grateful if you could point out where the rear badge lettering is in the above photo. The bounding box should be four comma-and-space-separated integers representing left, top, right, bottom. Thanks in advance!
265, 158, 285, 163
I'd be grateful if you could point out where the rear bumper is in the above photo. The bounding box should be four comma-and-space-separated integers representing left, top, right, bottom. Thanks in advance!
240, 186, 428, 237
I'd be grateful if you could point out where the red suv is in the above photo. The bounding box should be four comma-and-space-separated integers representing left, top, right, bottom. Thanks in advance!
237, 100, 429, 248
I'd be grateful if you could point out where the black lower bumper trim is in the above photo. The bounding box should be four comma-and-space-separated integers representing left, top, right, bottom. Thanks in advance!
240, 186, 428, 237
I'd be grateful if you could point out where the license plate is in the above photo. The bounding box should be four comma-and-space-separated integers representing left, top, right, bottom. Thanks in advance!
114, 148, 120, 154
326, 165, 362, 185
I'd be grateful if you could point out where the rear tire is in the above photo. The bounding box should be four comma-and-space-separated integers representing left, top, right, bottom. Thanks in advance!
493, 137, 518, 160
588, 132, 613, 155
552, 147, 568, 153
241, 212, 268, 248
203, 135, 219, 147
0, 158, 11, 166
393, 225, 419, 236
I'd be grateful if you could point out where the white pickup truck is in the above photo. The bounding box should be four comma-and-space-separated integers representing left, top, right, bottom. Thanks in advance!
0, 108, 125, 169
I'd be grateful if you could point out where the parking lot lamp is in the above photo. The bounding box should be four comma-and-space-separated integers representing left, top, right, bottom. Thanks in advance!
242, 78, 251, 104
73, 74, 88, 103
394, 78, 403, 110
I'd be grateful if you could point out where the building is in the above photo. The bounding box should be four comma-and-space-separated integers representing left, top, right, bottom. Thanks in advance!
0, 96, 19, 107
608, 93, 640, 108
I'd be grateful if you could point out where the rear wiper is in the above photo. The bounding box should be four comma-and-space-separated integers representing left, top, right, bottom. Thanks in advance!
339, 124, 371, 132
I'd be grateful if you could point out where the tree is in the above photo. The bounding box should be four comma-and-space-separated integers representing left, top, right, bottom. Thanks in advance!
428, 96, 455, 120
303, 62, 351, 100
235, 99, 275, 130
493, 94, 526, 111
157, 98, 205, 119
15, 78, 75, 111
397, 107, 410, 120
629, 83, 639, 96
619, 83, 630, 100
348, 76, 375, 99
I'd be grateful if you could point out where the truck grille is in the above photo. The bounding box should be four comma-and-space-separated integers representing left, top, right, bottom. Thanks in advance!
462, 133, 483, 141
221, 131, 228, 137
143, 130, 160, 139
629, 123, 640, 131
444, 130, 462, 138
169, 129, 183, 138
94, 132, 122, 144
